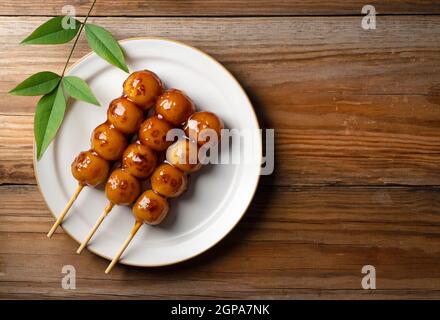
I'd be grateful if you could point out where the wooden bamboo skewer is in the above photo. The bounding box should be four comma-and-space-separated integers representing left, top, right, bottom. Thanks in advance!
76, 202, 115, 254
105, 221, 142, 274
47, 184, 84, 238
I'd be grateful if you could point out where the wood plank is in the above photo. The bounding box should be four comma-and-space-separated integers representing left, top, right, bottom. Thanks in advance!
0, 184, 439, 299
1, 16, 440, 186
3, 16, 440, 114
0, 0, 439, 16
2, 108, 440, 186
0, 114, 34, 185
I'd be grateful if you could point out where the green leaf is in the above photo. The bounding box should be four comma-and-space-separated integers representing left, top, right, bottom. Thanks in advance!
62, 76, 100, 106
9, 71, 60, 96
34, 85, 66, 160
21, 16, 80, 45
84, 23, 129, 73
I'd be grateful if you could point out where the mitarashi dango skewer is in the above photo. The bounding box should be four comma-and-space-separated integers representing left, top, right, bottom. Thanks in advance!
105, 111, 223, 273
47, 70, 164, 238
77, 89, 196, 253
75, 140, 158, 253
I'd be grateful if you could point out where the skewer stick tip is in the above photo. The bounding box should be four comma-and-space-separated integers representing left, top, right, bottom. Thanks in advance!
77, 202, 114, 254
105, 221, 142, 274
47, 184, 84, 238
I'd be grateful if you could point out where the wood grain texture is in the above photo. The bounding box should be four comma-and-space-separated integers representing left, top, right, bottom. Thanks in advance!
0, 184, 439, 299
0, 114, 34, 185
2, 110, 440, 186
4, 16, 440, 115
1, 8, 440, 299
0, 0, 439, 16
1, 16, 440, 186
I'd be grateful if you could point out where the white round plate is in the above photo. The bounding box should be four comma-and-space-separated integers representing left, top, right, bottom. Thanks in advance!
35, 38, 261, 267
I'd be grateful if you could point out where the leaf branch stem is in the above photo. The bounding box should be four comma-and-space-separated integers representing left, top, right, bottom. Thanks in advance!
60, 0, 97, 78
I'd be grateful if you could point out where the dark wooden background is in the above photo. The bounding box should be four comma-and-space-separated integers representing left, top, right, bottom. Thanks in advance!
1, 1, 440, 299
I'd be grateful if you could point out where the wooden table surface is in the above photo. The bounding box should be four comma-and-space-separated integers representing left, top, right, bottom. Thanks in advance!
1, 1, 440, 299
